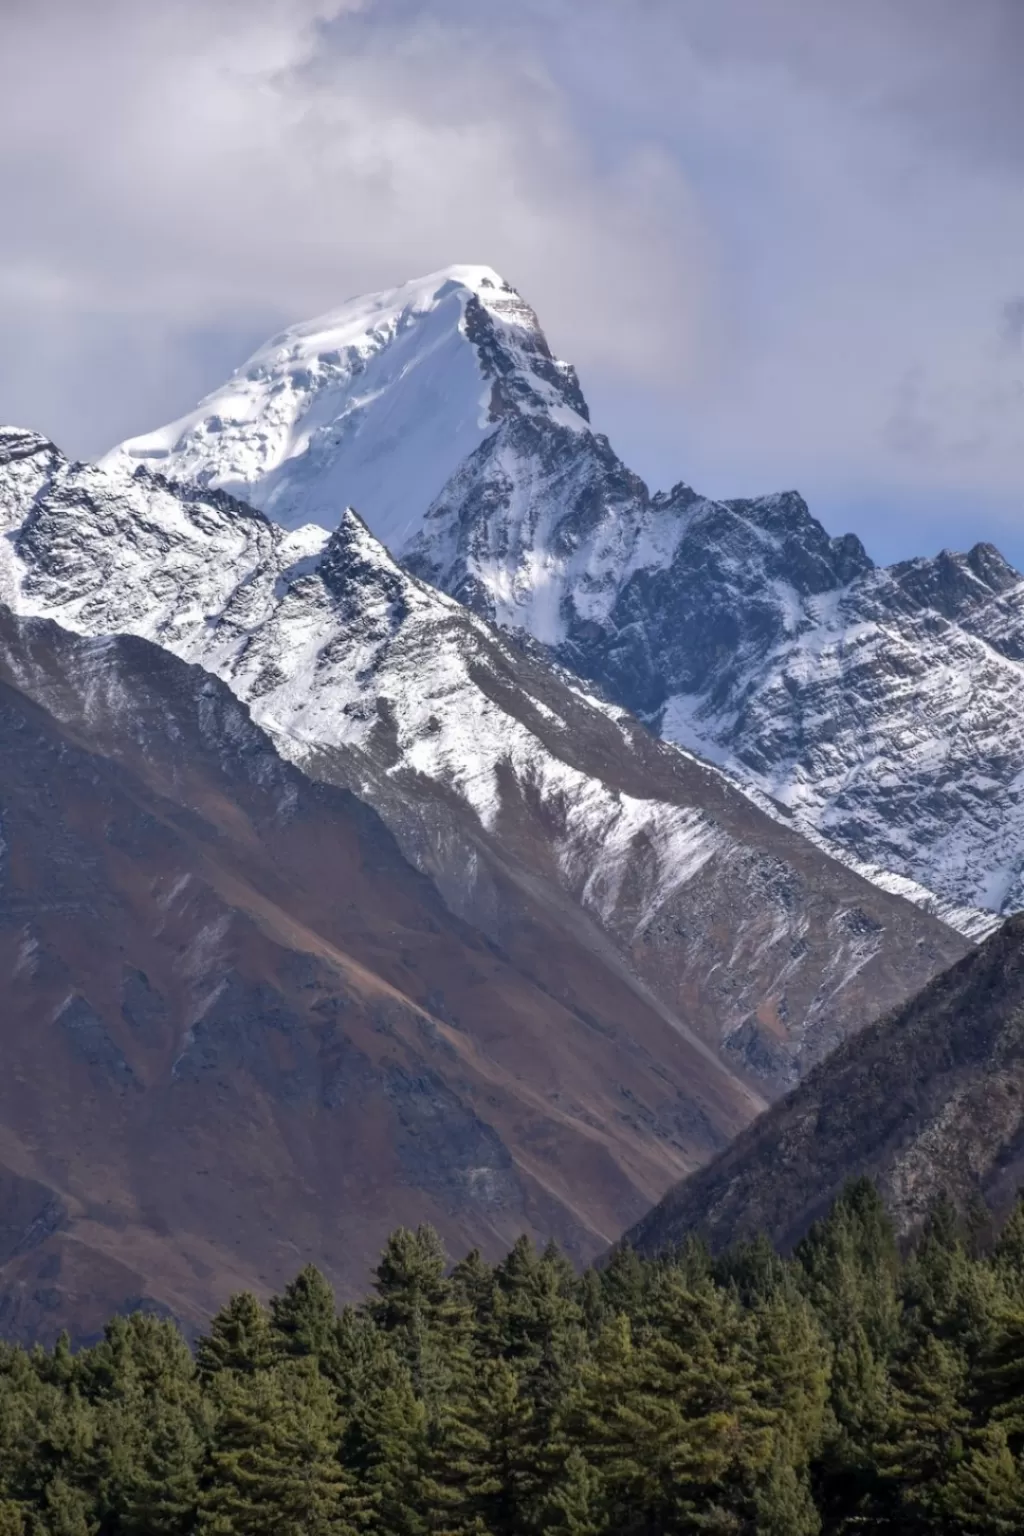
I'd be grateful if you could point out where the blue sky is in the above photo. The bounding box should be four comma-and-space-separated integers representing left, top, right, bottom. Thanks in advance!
1, 0, 1022, 566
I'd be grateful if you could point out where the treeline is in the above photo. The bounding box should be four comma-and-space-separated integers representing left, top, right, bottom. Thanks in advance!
2, 1183, 1024, 1533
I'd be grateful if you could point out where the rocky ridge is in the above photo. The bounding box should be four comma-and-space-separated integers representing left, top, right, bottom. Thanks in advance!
0, 426, 965, 1091
0, 602, 765, 1339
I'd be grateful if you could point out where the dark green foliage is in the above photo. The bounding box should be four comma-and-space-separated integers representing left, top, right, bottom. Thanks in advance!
270, 1266, 341, 1365
200, 1358, 350, 1535
6, 1193, 1024, 1532
196, 1293, 275, 1380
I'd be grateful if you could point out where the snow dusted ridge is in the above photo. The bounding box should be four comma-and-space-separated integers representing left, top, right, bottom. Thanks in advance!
102, 267, 1024, 927
0, 427, 756, 933
569, 496, 1024, 924
0, 427, 964, 1085
101, 266, 589, 550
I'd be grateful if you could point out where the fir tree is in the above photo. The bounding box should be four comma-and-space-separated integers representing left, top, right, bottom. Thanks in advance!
270, 1267, 341, 1369
200, 1359, 351, 1536
197, 1294, 276, 1381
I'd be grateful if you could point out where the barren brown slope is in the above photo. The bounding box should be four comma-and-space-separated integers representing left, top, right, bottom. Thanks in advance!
0, 608, 764, 1343
626, 914, 1024, 1260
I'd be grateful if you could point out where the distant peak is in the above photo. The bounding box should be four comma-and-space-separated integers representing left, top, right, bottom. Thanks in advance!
0, 426, 61, 466
100, 263, 591, 543
274, 264, 532, 355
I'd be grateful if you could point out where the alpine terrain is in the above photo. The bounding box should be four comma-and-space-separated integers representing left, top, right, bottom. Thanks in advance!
0, 426, 964, 1105
106, 264, 1024, 928
0, 604, 764, 1340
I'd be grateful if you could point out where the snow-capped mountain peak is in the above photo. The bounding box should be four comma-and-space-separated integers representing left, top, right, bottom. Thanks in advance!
99, 271, 1024, 930
101, 265, 589, 548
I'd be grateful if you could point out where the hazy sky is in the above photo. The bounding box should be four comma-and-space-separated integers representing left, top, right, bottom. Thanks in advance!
2, 0, 1022, 564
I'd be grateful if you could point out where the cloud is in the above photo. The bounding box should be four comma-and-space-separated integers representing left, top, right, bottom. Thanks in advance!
540, 0, 1024, 541
1002, 299, 1024, 352
0, 0, 1021, 564
0, 0, 709, 456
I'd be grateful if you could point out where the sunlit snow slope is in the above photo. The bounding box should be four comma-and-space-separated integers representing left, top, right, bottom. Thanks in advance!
104, 266, 1024, 927
102, 265, 589, 550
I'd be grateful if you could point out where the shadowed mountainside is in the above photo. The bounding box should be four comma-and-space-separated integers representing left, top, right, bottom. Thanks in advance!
626, 914, 1024, 1258
0, 606, 767, 1342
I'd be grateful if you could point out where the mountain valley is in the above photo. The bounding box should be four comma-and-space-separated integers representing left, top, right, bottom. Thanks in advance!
0, 263, 1018, 1336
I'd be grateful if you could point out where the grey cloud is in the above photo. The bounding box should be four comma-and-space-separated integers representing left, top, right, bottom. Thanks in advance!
0, 0, 1021, 568
1001, 298, 1024, 351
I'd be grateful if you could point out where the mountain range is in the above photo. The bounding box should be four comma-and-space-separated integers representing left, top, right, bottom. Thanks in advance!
0, 261, 1018, 1331
107, 264, 1024, 931
0, 603, 785, 1340
0, 425, 962, 1096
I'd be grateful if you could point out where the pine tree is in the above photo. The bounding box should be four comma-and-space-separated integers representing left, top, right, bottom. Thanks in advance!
197, 1294, 276, 1381
598, 1245, 650, 1325
576, 1269, 606, 1341
873, 1330, 970, 1533
796, 1178, 902, 1360
39, 1475, 94, 1536
543, 1449, 606, 1536
746, 1285, 829, 1497
421, 1357, 536, 1536
336, 1329, 426, 1536
992, 1196, 1024, 1302
271, 1267, 341, 1369
448, 1251, 494, 1336
973, 1295, 1024, 1457
0, 1503, 25, 1536
560, 1285, 768, 1536
200, 1359, 351, 1536
370, 1228, 450, 1340
938, 1422, 1024, 1534
122, 1395, 207, 1536
489, 1238, 586, 1430
902, 1194, 999, 1364
78, 1313, 197, 1402
753, 1455, 820, 1536
369, 1227, 468, 1409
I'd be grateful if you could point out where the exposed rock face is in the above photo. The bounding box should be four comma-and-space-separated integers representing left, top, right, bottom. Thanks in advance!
625, 914, 1024, 1258
562, 497, 1024, 926
0, 606, 767, 1341
102, 268, 1024, 928
0, 428, 965, 1098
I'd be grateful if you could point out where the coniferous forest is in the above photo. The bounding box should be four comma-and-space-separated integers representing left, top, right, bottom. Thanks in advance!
4, 1183, 1024, 1534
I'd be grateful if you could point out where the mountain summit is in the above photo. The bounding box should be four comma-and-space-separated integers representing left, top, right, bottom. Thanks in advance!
102, 265, 589, 550
103, 270, 1024, 927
